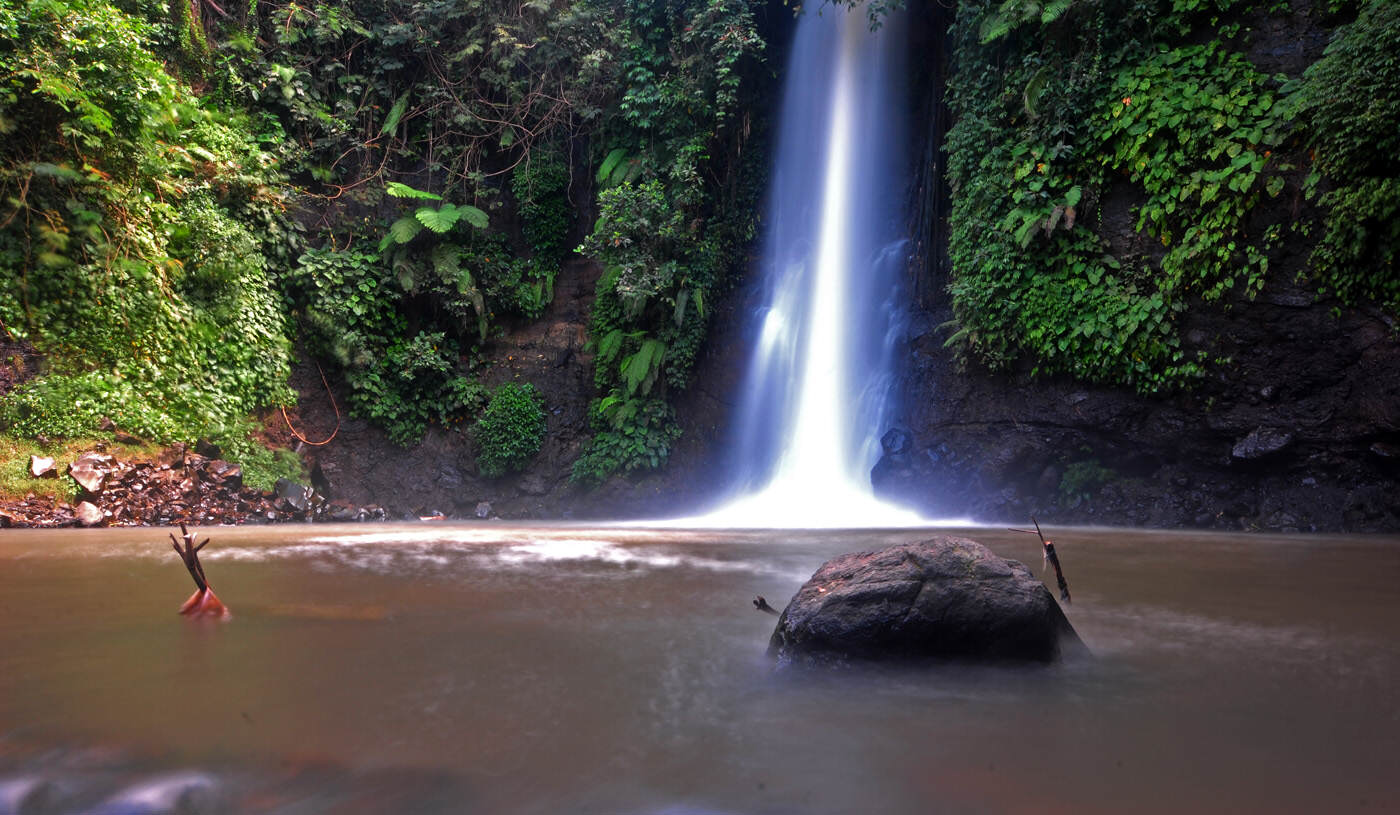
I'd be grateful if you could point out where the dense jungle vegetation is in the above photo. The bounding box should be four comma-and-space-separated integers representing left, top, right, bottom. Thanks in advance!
1, 0, 1396, 498
941, 0, 1399, 392
0, 0, 766, 491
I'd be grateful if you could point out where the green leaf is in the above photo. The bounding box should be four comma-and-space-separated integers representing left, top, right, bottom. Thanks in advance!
597, 329, 625, 364
467, 288, 487, 341
389, 216, 423, 244
396, 264, 416, 292
456, 268, 476, 295
386, 182, 442, 201
1041, 0, 1073, 24
620, 339, 665, 396
673, 288, 690, 327
431, 243, 461, 279
597, 148, 628, 185
381, 92, 410, 136
415, 205, 463, 233
458, 204, 489, 229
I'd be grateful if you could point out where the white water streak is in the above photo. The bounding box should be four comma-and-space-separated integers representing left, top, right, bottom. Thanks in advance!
690, 9, 945, 528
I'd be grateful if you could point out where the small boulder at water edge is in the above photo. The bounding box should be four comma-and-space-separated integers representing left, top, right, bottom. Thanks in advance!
74, 501, 104, 527
768, 537, 1085, 666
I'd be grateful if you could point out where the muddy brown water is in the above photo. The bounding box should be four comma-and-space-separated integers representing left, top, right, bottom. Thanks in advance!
0, 524, 1397, 814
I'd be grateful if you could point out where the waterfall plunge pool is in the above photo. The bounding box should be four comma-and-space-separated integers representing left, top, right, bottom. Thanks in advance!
1, 524, 1397, 813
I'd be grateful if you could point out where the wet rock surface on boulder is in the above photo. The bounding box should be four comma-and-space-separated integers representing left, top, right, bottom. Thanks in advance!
769, 537, 1084, 666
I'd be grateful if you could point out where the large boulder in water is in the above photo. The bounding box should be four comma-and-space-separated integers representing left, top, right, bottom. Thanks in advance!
768, 537, 1085, 666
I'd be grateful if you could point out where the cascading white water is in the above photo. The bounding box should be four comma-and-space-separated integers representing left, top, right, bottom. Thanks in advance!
697, 5, 929, 527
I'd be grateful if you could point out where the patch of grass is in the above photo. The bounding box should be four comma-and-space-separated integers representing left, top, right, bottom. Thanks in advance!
0, 434, 163, 503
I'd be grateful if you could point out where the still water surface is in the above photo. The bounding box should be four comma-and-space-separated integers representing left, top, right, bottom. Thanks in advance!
0, 524, 1397, 813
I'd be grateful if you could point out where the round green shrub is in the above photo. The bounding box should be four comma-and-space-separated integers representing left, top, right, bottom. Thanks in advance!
475, 382, 546, 478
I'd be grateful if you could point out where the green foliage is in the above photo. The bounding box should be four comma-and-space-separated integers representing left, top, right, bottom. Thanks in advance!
284, 249, 490, 445
474, 381, 546, 478
0, 0, 295, 477
346, 332, 486, 446
568, 0, 765, 485
1295, 0, 1400, 313
1059, 458, 1114, 505
1101, 43, 1294, 302
0, 0, 769, 484
512, 152, 572, 262
944, 0, 1296, 393
379, 182, 489, 246
570, 397, 680, 486
215, 429, 304, 492
225, 0, 622, 200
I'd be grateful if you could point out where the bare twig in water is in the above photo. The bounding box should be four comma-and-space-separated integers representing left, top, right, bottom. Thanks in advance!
169, 523, 228, 617
753, 596, 780, 615
1009, 517, 1071, 604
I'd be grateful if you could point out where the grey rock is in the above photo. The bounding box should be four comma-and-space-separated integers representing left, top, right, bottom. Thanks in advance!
29, 455, 56, 478
68, 452, 113, 493
474, 501, 492, 519
880, 427, 914, 456
768, 537, 1085, 666
274, 478, 312, 512
74, 501, 103, 526
1231, 427, 1294, 460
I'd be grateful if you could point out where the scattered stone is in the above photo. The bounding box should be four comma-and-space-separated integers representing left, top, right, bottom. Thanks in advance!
275, 478, 312, 513
325, 500, 360, 522
204, 460, 243, 490
1231, 427, 1294, 461
2, 448, 383, 528
880, 427, 914, 456
74, 501, 104, 526
68, 451, 114, 493
113, 430, 142, 445
29, 455, 56, 478
768, 537, 1086, 666
1370, 442, 1400, 459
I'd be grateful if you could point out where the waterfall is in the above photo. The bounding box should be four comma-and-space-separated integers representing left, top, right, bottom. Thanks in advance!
698, 5, 926, 527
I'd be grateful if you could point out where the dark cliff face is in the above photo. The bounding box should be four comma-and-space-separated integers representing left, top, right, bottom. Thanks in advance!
281, 259, 604, 521
876, 281, 1400, 532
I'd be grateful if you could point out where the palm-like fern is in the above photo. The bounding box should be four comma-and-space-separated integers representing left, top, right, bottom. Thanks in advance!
979, 0, 1078, 44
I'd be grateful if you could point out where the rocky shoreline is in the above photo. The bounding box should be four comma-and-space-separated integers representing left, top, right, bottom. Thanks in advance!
0, 443, 391, 529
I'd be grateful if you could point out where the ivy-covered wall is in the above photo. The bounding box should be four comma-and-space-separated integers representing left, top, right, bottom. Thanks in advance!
876, 0, 1400, 531
939, 0, 1398, 394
